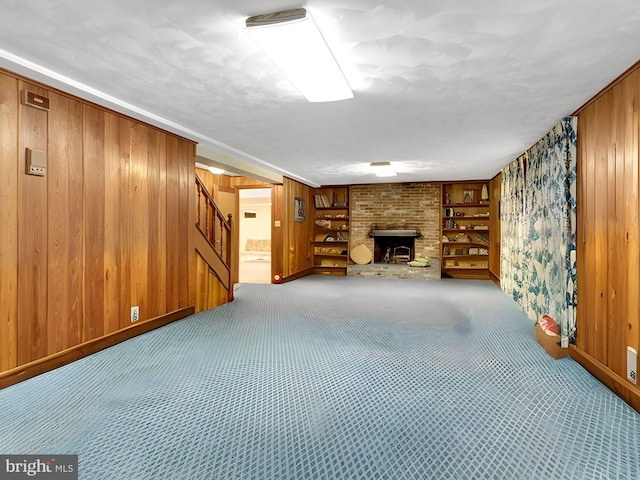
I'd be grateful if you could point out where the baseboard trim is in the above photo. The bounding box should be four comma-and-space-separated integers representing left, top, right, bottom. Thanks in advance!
569, 345, 640, 413
0, 306, 195, 390
281, 267, 315, 283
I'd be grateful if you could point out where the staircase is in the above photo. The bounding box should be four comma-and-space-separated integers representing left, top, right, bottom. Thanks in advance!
194, 174, 234, 309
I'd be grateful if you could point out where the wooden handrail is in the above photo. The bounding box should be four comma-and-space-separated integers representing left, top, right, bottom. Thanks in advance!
195, 174, 232, 268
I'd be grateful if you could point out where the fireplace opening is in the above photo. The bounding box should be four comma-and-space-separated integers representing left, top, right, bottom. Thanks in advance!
369, 229, 420, 264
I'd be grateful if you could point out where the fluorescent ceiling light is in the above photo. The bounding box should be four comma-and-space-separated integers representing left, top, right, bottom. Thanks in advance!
196, 162, 227, 175
370, 162, 397, 177
245, 8, 353, 102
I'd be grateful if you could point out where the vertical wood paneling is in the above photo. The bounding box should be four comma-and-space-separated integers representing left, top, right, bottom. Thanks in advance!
166, 136, 181, 312
283, 177, 314, 278
118, 118, 133, 329
130, 123, 150, 320
47, 91, 83, 353
593, 95, 612, 362
489, 173, 502, 280
623, 74, 640, 372
606, 92, 622, 372
213, 185, 238, 285
577, 63, 640, 388
195, 167, 232, 193
82, 105, 106, 341
582, 106, 599, 355
146, 129, 167, 318
17, 82, 49, 364
195, 252, 228, 312
272, 184, 284, 282
1, 69, 197, 380
621, 73, 639, 378
195, 253, 205, 312
180, 141, 193, 308
609, 85, 628, 375
103, 111, 122, 335
0, 73, 18, 370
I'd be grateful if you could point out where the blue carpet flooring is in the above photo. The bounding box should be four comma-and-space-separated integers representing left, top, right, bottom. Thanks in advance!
0, 276, 638, 479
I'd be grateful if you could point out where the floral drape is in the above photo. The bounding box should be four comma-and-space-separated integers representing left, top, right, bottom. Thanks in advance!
500, 155, 527, 301
501, 117, 577, 345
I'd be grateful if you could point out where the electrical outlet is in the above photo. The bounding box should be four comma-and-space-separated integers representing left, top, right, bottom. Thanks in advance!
628, 347, 637, 385
131, 306, 140, 323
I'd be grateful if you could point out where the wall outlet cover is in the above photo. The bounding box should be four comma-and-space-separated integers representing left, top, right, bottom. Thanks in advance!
628, 346, 637, 385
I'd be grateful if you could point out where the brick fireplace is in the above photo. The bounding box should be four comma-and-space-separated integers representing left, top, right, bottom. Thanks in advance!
369, 229, 420, 263
349, 183, 441, 265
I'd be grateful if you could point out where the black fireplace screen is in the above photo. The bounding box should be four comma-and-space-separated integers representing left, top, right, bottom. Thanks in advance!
373, 237, 415, 263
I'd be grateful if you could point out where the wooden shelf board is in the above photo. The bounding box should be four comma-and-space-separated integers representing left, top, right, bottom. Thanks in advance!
443, 203, 489, 208
442, 242, 489, 247
443, 266, 488, 270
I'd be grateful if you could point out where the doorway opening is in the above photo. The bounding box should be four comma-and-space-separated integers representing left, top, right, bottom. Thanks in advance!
239, 188, 272, 284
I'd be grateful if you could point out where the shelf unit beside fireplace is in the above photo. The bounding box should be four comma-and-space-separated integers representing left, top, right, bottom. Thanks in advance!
313, 187, 349, 275
441, 181, 491, 279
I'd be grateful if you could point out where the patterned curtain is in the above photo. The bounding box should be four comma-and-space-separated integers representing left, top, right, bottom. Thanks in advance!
501, 117, 577, 345
500, 154, 527, 302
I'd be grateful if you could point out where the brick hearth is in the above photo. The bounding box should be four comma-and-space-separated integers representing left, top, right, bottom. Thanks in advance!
347, 258, 441, 280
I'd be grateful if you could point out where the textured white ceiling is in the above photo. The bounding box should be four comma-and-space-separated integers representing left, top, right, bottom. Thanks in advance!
1, 0, 639, 186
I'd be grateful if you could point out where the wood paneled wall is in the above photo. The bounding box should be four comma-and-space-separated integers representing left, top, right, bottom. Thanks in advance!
574, 62, 640, 410
195, 253, 228, 312
282, 177, 314, 278
0, 70, 194, 374
272, 183, 284, 282
489, 173, 502, 282
0, 73, 19, 371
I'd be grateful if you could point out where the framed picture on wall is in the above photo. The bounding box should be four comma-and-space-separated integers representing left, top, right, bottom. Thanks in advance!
294, 197, 305, 222
463, 189, 476, 204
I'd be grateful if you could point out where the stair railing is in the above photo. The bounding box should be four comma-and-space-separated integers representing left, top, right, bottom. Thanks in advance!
195, 175, 232, 268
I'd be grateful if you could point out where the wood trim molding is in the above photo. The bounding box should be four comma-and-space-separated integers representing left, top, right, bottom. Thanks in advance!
283, 267, 315, 283
569, 345, 640, 413
0, 306, 194, 390
0, 67, 197, 144
572, 60, 640, 115
194, 230, 231, 290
